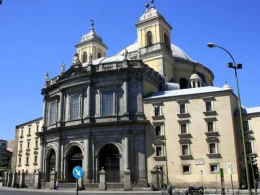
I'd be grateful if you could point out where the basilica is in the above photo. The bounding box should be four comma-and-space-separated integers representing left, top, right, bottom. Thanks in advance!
15, 0, 260, 190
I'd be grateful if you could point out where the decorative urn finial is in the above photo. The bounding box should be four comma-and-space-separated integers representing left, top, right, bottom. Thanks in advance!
90, 19, 94, 31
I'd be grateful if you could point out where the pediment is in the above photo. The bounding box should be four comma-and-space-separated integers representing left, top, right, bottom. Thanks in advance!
58, 66, 88, 81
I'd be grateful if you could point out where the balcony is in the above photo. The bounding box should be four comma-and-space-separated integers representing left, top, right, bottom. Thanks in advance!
152, 115, 164, 121
205, 131, 220, 137
153, 156, 166, 161
178, 133, 192, 139
177, 113, 190, 119
179, 155, 193, 160
203, 110, 217, 116
207, 153, 222, 159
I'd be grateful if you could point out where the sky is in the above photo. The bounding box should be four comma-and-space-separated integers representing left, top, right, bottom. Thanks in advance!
0, 0, 259, 140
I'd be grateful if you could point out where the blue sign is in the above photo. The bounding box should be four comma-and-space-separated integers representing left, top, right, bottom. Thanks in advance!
72, 166, 83, 179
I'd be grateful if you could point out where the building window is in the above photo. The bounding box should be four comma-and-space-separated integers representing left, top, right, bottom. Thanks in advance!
27, 141, 30, 149
154, 106, 161, 116
246, 141, 253, 153
26, 157, 29, 164
34, 156, 37, 164
155, 126, 161, 136
21, 129, 23, 137
209, 143, 217, 154
181, 144, 189, 155
207, 122, 214, 132
98, 52, 102, 58
180, 104, 186, 114
146, 31, 152, 46
156, 146, 162, 156
102, 92, 113, 116
36, 124, 39, 132
182, 165, 190, 174
28, 127, 31, 135
243, 121, 249, 131
20, 143, 22, 151
19, 158, 21, 165
82, 51, 87, 63
180, 124, 187, 134
70, 96, 79, 120
49, 102, 57, 124
206, 101, 212, 112
210, 164, 218, 173
35, 140, 38, 148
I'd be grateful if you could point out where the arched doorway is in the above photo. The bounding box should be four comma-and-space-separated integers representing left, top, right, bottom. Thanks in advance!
179, 78, 188, 89
99, 144, 120, 182
67, 146, 83, 182
46, 149, 56, 182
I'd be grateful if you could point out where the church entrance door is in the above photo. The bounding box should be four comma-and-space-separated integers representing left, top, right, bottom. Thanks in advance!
99, 144, 120, 182
67, 146, 82, 182
46, 149, 56, 182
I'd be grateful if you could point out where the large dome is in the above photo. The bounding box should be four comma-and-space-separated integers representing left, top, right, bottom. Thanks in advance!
118, 43, 195, 62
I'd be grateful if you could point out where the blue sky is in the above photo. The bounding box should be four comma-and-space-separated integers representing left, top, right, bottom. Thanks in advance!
0, 0, 259, 140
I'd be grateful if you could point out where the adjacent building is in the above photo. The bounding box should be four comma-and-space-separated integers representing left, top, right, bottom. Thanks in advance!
0, 140, 8, 168
13, 1, 259, 189
16, 117, 42, 174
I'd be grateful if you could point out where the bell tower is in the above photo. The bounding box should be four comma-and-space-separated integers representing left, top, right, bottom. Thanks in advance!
75, 20, 108, 64
135, 0, 174, 80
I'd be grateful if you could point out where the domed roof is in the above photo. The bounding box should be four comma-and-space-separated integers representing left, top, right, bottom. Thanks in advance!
80, 29, 103, 43
223, 83, 232, 90
138, 8, 164, 22
190, 73, 201, 80
117, 43, 195, 62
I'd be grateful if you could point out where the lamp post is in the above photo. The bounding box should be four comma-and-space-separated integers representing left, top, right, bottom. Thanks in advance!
207, 43, 251, 194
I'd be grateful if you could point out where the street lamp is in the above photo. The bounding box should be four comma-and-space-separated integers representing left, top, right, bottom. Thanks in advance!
207, 43, 251, 194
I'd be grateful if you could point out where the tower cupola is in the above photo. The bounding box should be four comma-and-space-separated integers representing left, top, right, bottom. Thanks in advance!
75, 20, 108, 64
189, 73, 202, 88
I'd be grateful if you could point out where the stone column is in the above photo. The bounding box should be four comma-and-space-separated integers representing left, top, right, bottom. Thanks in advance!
150, 167, 159, 190
12, 170, 17, 188
7, 171, 12, 187
125, 135, 129, 170
65, 94, 70, 121
96, 90, 101, 117
87, 83, 91, 117
60, 142, 64, 181
99, 167, 106, 191
42, 98, 47, 127
124, 168, 132, 191
123, 79, 129, 115
39, 139, 44, 173
34, 170, 42, 189
19, 170, 25, 188
4, 171, 8, 186
49, 169, 57, 190
83, 137, 89, 182
58, 91, 64, 122
56, 139, 60, 179
137, 79, 143, 113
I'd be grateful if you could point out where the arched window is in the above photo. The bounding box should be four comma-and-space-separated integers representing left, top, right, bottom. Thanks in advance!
98, 52, 101, 58
164, 33, 170, 49
146, 31, 152, 46
82, 52, 87, 63
179, 78, 188, 89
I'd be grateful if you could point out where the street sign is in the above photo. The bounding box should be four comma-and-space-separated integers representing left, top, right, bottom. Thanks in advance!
227, 163, 232, 175
72, 166, 83, 179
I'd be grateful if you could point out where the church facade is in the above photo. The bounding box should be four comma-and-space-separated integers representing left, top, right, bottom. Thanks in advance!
14, 0, 260, 189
